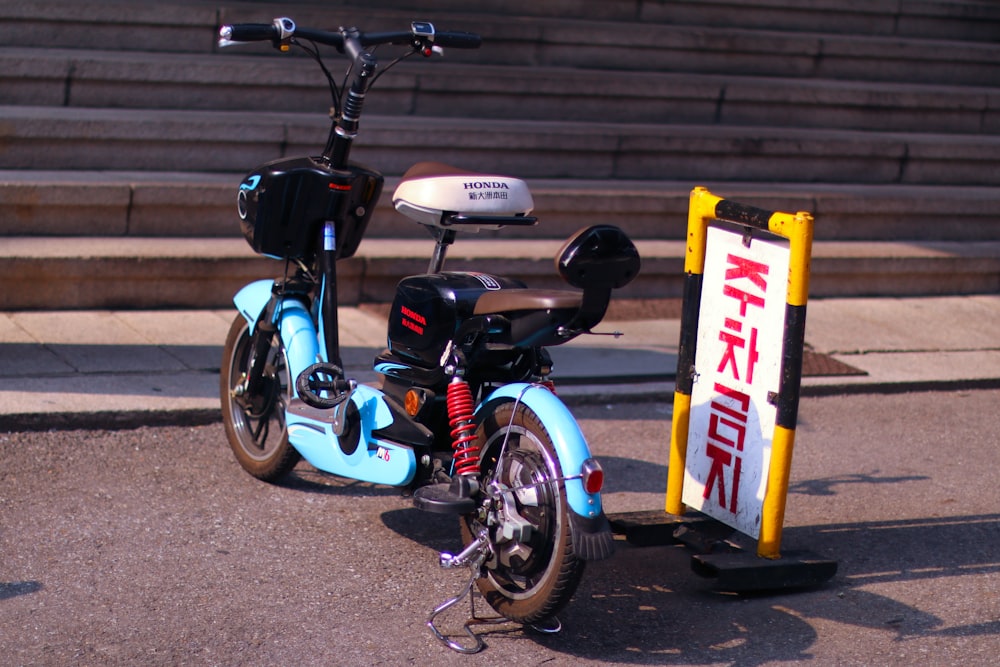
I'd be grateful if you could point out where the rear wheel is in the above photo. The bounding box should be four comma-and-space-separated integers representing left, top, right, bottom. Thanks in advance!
459, 401, 583, 624
220, 315, 299, 481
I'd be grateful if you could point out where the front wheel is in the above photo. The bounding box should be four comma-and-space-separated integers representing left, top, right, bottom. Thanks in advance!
459, 401, 584, 624
220, 315, 300, 481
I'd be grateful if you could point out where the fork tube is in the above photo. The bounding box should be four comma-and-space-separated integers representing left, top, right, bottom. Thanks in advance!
325, 51, 377, 168
245, 298, 278, 396
320, 221, 342, 368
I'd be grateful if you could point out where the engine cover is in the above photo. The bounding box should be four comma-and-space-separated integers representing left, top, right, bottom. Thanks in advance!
387, 272, 525, 367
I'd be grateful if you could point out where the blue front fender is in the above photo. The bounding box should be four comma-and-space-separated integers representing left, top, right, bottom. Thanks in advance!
232, 280, 320, 395
477, 383, 602, 520
233, 279, 274, 327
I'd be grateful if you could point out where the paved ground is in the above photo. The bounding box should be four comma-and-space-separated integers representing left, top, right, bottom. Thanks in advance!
1, 293, 998, 664
1, 391, 998, 665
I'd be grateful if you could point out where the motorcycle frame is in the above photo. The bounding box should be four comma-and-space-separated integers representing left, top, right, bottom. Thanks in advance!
232, 276, 608, 523
229, 19, 612, 552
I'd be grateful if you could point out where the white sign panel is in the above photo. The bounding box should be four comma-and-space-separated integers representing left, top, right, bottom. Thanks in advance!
682, 225, 791, 538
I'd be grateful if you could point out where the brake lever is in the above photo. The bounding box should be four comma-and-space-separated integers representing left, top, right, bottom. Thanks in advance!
410, 21, 444, 57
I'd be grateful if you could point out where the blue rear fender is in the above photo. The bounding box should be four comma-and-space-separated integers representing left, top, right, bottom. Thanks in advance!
477, 383, 615, 560
476, 383, 602, 519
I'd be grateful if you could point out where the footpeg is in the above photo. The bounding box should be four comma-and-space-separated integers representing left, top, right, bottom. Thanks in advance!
295, 362, 354, 409
413, 476, 479, 515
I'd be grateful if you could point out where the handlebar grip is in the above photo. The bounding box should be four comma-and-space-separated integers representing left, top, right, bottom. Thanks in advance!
434, 31, 482, 49
220, 23, 278, 42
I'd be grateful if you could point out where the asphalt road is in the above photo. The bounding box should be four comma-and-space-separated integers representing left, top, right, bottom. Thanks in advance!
1, 390, 998, 665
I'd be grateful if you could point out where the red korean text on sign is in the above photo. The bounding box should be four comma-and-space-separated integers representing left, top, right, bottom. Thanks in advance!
700, 253, 769, 516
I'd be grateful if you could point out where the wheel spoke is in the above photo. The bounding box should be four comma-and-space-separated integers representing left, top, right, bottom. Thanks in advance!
511, 459, 546, 507
498, 540, 535, 572
461, 402, 584, 623
221, 315, 299, 480
485, 438, 555, 588
251, 414, 268, 447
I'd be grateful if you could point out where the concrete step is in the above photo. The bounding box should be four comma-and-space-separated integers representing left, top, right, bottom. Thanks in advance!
6, 0, 998, 47
4, 0, 997, 311
4, 47, 997, 135
4, 171, 1000, 243
2, 1, 997, 85
336, 0, 1000, 42
2, 236, 999, 310
4, 106, 999, 186
500, 19, 1000, 86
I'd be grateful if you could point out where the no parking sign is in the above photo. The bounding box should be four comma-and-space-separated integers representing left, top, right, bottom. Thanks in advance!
682, 225, 790, 538
667, 187, 814, 559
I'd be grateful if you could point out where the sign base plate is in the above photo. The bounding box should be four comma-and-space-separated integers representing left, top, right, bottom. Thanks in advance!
607, 510, 837, 592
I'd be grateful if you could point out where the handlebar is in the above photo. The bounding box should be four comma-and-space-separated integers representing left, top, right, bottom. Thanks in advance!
427, 31, 483, 49
219, 17, 481, 52
217, 17, 480, 168
221, 23, 280, 43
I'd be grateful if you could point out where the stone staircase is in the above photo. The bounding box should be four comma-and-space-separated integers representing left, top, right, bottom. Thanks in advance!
2, 0, 999, 309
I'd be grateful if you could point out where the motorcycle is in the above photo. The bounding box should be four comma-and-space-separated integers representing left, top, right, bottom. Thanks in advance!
217, 17, 640, 652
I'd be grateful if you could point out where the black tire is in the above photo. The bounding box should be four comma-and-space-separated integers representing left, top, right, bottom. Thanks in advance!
459, 401, 584, 624
219, 315, 300, 481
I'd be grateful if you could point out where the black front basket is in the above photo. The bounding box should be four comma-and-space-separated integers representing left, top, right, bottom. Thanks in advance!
237, 155, 383, 261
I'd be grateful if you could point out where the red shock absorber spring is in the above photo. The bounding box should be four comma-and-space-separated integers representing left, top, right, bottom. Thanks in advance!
447, 377, 480, 476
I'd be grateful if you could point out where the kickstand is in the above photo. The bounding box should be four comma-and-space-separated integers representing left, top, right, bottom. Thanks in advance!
426, 532, 508, 653
426, 532, 563, 653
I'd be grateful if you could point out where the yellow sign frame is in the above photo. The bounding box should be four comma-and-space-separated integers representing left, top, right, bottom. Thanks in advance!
666, 187, 814, 559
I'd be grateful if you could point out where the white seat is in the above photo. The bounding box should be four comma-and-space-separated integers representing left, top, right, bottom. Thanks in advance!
392, 161, 534, 230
